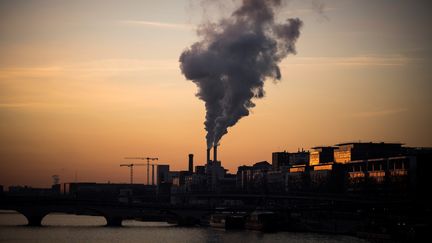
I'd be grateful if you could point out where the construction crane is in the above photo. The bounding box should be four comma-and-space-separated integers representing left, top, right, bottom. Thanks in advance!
124, 157, 158, 185
120, 163, 146, 184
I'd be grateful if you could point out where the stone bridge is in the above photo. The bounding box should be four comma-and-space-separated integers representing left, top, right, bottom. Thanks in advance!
0, 196, 214, 227
0, 193, 404, 227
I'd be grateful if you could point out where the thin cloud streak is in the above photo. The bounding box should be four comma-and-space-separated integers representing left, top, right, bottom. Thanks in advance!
282, 55, 412, 67
0, 102, 76, 109
351, 108, 408, 118
119, 20, 194, 30
0, 59, 179, 79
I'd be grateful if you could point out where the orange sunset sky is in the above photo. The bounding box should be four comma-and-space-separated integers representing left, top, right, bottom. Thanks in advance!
1, 0, 431, 188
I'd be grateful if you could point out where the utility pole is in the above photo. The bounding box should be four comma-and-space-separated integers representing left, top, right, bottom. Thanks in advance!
124, 157, 158, 185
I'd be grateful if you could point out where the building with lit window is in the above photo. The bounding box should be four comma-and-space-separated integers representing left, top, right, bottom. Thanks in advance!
334, 142, 404, 163
310, 146, 336, 165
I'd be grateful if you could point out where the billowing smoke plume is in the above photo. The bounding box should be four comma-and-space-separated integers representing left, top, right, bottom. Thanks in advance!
180, 0, 302, 148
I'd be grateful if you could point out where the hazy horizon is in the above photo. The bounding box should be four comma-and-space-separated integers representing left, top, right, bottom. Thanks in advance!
1, 0, 431, 188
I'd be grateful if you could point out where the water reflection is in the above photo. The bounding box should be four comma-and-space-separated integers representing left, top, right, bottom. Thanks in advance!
0, 212, 367, 243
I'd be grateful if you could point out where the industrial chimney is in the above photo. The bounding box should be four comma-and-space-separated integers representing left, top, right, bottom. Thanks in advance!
188, 154, 193, 173
207, 148, 211, 163
213, 144, 218, 163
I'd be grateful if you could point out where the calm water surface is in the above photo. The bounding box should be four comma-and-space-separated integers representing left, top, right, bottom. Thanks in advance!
0, 211, 367, 243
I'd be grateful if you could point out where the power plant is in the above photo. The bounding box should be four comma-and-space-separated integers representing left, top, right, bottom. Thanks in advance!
4, 140, 431, 241
213, 144, 218, 163
206, 144, 219, 164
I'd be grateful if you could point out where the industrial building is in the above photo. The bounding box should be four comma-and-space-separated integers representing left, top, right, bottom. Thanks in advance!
236, 161, 272, 193
247, 142, 431, 195
51, 142, 427, 200
272, 151, 289, 170
5, 141, 429, 204
289, 150, 310, 166
156, 165, 170, 185
334, 142, 404, 163
272, 150, 310, 170
309, 146, 336, 165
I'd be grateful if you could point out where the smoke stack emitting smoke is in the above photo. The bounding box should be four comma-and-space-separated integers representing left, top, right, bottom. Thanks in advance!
213, 144, 218, 162
180, 0, 303, 149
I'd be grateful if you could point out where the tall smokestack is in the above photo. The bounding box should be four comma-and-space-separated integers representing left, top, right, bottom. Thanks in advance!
188, 154, 193, 173
213, 144, 217, 163
207, 148, 211, 163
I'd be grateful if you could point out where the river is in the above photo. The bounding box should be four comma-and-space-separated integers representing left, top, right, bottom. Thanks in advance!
0, 211, 367, 242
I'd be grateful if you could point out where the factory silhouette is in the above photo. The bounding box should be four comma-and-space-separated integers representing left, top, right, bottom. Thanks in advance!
1, 141, 431, 241
69, 141, 428, 197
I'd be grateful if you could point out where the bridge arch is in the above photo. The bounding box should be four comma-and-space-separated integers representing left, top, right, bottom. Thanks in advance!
0, 210, 28, 226
85, 207, 125, 227
103, 215, 123, 227
15, 208, 50, 226
14, 206, 107, 227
